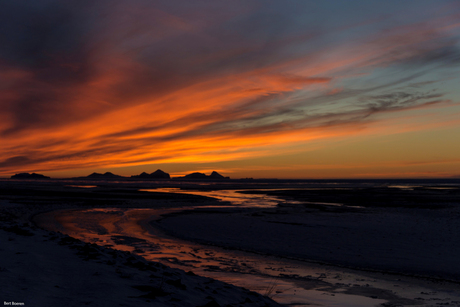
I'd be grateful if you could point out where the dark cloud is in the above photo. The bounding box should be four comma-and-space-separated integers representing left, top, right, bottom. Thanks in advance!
364, 22, 460, 69
0, 156, 30, 168
0, 0, 317, 136
0, 1, 99, 134
0, 1, 89, 68
397, 43, 460, 67
413, 44, 460, 65
359, 91, 444, 115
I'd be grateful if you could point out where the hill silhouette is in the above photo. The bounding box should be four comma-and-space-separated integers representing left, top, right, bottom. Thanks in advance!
11, 172, 50, 179
182, 171, 229, 180
10, 170, 230, 180
131, 169, 170, 179
209, 171, 225, 179
83, 172, 125, 179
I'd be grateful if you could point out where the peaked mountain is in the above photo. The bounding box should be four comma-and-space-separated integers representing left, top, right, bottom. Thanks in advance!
209, 171, 225, 179
131, 169, 170, 179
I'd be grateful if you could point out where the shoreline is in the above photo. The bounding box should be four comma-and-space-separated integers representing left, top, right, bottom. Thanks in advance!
155, 208, 460, 284
0, 182, 283, 307
3, 179, 460, 306
155, 205, 460, 282
35, 205, 460, 307
0, 223, 282, 306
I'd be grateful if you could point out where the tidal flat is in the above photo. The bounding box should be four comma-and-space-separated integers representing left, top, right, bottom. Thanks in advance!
1, 178, 460, 306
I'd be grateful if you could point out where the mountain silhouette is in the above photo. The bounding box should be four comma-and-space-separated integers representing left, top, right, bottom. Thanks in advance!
131, 169, 170, 179
11, 172, 50, 179
85, 172, 125, 179
209, 171, 225, 179
182, 171, 229, 180
184, 172, 208, 179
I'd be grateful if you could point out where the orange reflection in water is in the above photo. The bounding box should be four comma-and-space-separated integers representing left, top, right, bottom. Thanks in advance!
139, 188, 283, 208
34, 207, 387, 307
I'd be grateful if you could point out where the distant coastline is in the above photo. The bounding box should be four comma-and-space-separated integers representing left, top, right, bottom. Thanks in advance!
9, 170, 230, 181
6, 172, 460, 183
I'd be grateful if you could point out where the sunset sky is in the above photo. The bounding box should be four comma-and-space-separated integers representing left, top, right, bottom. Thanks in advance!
1, 0, 460, 179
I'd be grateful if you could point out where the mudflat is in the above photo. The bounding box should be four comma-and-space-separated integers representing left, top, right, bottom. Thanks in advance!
2, 179, 460, 306
0, 179, 282, 307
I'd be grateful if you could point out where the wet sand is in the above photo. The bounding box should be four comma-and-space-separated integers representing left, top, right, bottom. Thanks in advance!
157, 204, 460, 280
0, 180, 282, 307
157, 207, 460, 306
34, 207, 391, 306
35, 200, 460, 305
2, 179, 460, 306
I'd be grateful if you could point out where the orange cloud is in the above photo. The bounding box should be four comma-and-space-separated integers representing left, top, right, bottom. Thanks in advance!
1, 2, 460, 177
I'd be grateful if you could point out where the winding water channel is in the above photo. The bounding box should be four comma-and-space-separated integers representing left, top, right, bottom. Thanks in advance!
34, 188, 460, 306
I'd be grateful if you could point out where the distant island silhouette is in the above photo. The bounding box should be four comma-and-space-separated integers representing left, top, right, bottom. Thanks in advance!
181, 171, 229, 180
68, 170, 229, 180
131, 169, 170, 179
9, 170, 230, 180
11, 173, 50, 179
85, 172, 124, 179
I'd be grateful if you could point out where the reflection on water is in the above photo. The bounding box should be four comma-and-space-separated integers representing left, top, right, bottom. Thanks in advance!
35, 207, 390, 307
34, 185, 460, 306
34, 203, 460, 307
140, 188, 285, 208
65, 185, 98, 188
387, 185, 422, 190
388, 185, 459, 190
424, 187, 459, 190
141, 188, 365, 209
